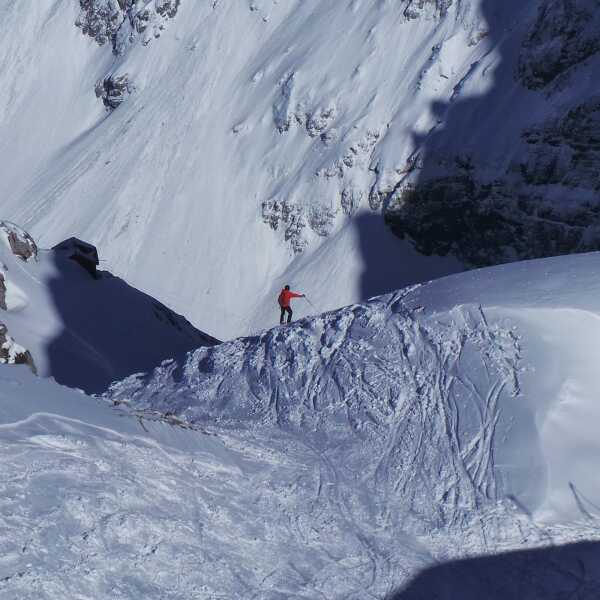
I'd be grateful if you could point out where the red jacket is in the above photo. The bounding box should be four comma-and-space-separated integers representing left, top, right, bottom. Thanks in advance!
278, 289, 302, 308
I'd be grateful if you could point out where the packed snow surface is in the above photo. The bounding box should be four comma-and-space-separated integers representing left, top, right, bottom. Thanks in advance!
2, 253, 600, 598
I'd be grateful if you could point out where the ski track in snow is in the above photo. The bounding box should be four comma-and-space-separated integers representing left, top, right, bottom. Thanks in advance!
90, 286, 596, 597
4, 256, 600, 597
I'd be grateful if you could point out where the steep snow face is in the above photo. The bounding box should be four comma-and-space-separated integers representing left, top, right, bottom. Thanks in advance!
0, 221, 217, 393
2, 1, 600, 339
3, 254, 600, 599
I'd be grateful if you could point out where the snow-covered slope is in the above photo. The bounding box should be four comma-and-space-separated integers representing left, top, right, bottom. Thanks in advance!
3, 253, 600, 598
110, 251, 600, 530
0, 221, 217, 393
2, 1, 598, 339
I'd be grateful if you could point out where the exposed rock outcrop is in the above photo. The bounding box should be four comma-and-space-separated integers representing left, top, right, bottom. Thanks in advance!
522, 97, 600, 191
76, 0, 124, 47
53, 238, 100, 277
403, 0, 454, 20
385, 174, 600, 267
0, 223, 36, 373
95, 74, 133, 110
0, 323, 36, 373
0, 221, 38, 261
262, 199, 309, 254
0, 272, 6, 311
384, 100, 600, 267
76, 0, 181, 53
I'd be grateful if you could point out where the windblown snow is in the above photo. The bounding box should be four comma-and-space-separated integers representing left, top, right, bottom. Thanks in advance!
2, 253, 600, 598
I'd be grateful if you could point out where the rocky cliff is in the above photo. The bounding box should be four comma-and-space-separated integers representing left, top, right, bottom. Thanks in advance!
384, 0, 600, 267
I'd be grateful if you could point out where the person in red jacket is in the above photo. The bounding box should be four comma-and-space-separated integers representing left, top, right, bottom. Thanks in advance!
278, 285, 304, 324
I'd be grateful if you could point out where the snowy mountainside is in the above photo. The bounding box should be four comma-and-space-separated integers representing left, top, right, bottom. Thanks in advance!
0, 221, 217, 393
3, 253, 600, 598
109, 251, 600, 528
2, 0, 600, 339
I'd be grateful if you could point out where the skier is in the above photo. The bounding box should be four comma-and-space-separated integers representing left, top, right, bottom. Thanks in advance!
278, 285, 304, 324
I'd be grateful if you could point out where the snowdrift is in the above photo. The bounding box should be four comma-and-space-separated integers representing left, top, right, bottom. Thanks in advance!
0, 221, 217, 393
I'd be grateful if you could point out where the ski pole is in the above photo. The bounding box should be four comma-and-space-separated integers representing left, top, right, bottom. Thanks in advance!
304, 295, 316, 309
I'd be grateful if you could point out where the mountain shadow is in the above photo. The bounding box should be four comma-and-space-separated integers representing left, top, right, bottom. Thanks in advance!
47, 239, 218, 394
355, 211, 463, 301
384, 0, 600, 268
388, 540, 600, 599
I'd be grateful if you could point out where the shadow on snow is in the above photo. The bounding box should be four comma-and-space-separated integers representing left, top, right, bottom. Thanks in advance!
46, 244, 217, 394
389, 540, 600, 599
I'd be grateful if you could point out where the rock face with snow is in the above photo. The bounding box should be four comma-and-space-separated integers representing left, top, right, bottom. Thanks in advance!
384, 0, 600, 267
403, 0, 454, 20
0, 222, 38, 371
0, 221, 37, 262
0, 323, 35, 372
518, 0, 600, 90
76, 0, 124, 47
77, 0, 181, 52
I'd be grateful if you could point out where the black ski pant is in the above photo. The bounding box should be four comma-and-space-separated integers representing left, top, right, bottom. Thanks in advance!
280, 306, 293, 324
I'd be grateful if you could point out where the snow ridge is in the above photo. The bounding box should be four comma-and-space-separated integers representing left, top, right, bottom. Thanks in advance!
109, 286, 522, 535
